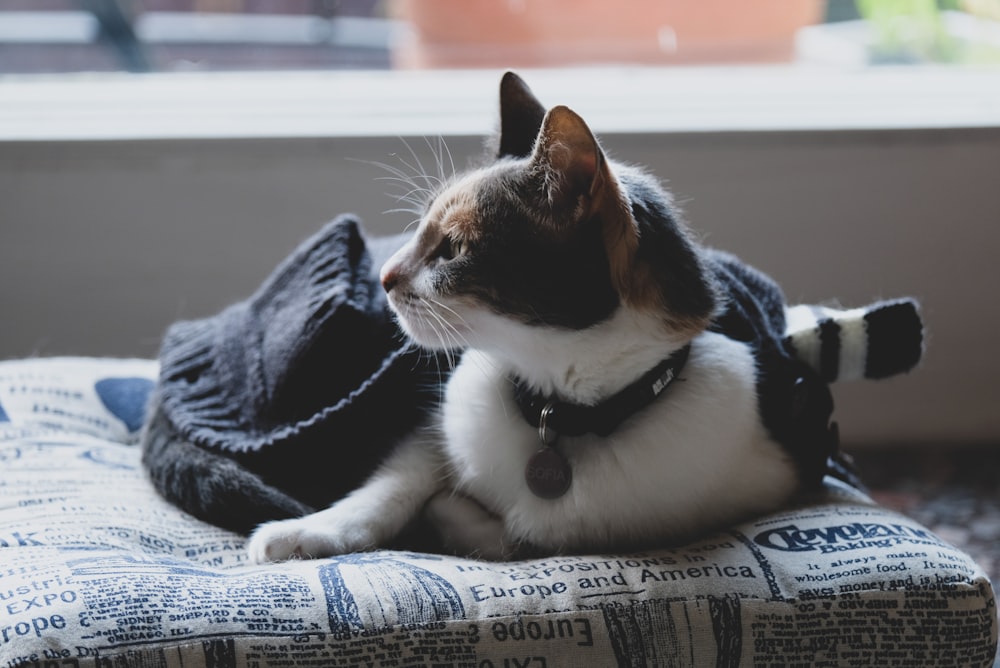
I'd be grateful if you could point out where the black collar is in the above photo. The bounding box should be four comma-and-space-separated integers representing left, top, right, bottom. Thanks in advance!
512, 344, 691, 443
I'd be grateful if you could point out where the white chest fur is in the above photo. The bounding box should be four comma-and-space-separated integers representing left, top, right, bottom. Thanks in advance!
440, 331, 800, 554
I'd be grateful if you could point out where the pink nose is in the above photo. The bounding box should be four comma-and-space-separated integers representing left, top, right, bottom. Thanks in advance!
380, 265, 399, 293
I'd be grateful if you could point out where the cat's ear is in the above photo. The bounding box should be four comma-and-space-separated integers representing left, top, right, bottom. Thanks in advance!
498, 72, 547, 159
530, 105, 606, 209
532, 106, 646, 307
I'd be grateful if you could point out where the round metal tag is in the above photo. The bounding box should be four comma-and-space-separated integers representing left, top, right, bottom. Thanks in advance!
525, 447, 572, 499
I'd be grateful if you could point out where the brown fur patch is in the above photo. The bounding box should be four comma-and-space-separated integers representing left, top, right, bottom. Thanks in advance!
592, 165, 656, 311
429, 175, 482, 244
595, 166, 713, 339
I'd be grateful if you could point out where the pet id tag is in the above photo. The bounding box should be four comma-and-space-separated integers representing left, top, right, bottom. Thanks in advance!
525, 447, 572, 499
525, 401, 572, 499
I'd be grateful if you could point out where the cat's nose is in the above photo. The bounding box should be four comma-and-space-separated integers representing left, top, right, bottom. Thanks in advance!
380, 266, 398, 293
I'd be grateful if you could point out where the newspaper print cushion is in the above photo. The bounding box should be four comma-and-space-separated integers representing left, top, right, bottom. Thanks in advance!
0, 357, 996, 667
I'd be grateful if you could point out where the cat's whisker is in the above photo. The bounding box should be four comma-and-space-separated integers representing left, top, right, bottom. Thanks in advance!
351, 155, 419, 183
398, 137, 445, 191
439, 136, 456, 182
417, 348, 452, 396
374, 182, 431, 204
372, 170, 434, 192
425, 309, 476, 369
423, 300, 469, 353
433, 318, 467, 372
423, 135, 456, 185
356, 156, 443, 224
417, 344, 454, 396
347, 157, 422, 189
356, 139, 458, 237
373, 178, 435, 210
382, 207, 423, 219
393, 185, 437, 207
399, 335, 433, 377
424, 299, 502, 397
421, 303, 463, 370
418, 296, 455, 335
381, 196, 428, 215
422, 299, 503, 396
385, 313, 418, 358
426, 298, 470, 331
372, 170, 419, 193
412, 302, 455, 369
422, 135, 443, 184
372, 172, 417, 185
430, 354, 451, 392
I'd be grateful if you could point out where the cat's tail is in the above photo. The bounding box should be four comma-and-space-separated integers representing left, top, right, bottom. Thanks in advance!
783, 298, 924, 383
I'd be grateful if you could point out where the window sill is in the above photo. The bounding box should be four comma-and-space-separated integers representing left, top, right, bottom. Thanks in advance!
1, 65, 998, 142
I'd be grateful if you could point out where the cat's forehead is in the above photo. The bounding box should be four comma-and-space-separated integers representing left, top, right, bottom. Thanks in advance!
426, 176, 475, 235
426, 163, 519, 240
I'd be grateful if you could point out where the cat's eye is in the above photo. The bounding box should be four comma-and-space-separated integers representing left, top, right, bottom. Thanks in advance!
437, 236, 469, 263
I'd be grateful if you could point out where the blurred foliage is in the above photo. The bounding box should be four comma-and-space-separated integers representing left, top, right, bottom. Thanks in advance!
855, 0, 1000, 62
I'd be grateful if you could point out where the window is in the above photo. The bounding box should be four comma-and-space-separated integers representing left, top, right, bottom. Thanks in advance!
3, 1, 998, 141
2, 0, 998, 75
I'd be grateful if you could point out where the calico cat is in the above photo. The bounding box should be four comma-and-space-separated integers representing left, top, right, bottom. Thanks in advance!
244, 73, 923, 562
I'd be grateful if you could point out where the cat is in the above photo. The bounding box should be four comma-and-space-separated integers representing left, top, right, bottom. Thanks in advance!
244, 72, 923, 562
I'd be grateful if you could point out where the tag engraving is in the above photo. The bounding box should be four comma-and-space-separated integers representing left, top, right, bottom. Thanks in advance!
525, 448, 572, 499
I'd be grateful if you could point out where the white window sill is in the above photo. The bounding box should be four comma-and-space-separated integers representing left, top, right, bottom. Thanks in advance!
1, 65, 998, 142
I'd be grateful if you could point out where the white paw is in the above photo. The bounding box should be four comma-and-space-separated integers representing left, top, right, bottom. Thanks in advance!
424, 492, 510, 560
246, 515, 376, 564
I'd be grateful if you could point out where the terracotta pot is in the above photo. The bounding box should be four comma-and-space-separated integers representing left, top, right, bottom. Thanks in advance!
391, 0, 825, 68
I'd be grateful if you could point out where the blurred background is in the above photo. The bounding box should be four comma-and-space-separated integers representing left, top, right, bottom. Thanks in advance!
1, 0, 999, 73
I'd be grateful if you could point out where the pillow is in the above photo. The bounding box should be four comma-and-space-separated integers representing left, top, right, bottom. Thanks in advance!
0, 357, 996, 667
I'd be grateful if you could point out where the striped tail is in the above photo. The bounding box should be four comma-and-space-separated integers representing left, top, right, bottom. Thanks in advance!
784, 298, 924, 383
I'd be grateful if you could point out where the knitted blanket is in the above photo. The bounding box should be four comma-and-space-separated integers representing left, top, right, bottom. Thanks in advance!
149, 216, 450, 518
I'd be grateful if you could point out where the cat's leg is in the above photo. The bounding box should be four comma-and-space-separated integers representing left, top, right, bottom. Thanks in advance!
247, 425, 444, 563
423, 491, 512, 561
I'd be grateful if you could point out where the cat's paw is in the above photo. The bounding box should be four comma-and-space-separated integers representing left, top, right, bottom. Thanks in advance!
424, 492, 511, 560
246, 516, 376, 563
246, 520, 311, 563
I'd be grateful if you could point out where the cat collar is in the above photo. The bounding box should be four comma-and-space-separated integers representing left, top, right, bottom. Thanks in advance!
513, 343, 691, 442
512, 343, 691, 499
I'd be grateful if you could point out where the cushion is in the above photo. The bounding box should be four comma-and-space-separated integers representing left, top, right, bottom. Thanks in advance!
0, 357, 996, 667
